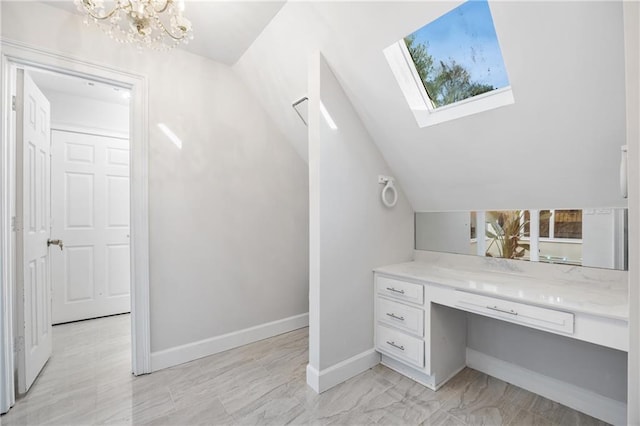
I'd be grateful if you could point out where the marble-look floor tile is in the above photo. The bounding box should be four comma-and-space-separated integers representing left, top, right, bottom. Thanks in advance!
363, 385, 441, 425
231, 383, 307, 425
298, 368, 395, 420
217, 366, 294, 415
1, 314, 611, 426
95, 380, 176, 425
422, 409, 467, 426
440, 372, 526, 425
528, 395, 608, 425
142, 397, 234, 426
290, 407, 376, 426
507, 408, 553, 426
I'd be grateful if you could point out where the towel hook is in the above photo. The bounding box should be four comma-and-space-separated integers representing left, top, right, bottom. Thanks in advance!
379, 175, 398, 208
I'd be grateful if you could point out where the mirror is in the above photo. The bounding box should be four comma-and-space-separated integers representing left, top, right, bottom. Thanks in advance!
415, 208, 628, 271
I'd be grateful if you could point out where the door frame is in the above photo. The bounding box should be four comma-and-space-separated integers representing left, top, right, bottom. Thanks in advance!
0, 39, 151, 413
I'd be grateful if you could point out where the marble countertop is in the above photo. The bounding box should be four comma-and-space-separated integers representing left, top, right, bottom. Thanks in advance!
374, 261, 629, 321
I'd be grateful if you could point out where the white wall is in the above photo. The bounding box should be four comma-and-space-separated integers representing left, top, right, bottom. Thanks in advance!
236, 1, 627, 211
1, 2, 309, 357
307, 52, 414, 390
43, 90, 129, 135
623, 1, 640, 424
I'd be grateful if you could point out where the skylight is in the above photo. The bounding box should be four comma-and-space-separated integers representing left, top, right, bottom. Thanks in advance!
384, 0, 514, 127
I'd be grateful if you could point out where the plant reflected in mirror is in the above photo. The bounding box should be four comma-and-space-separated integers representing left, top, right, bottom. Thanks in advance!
485, 210, 530, 259
485, 210, 553, 259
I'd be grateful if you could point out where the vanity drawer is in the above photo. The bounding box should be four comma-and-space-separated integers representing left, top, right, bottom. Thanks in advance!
376, 276, 424, 305
377, 297, 424, 336
376, 324, 424, 368
455, 291, 574, 334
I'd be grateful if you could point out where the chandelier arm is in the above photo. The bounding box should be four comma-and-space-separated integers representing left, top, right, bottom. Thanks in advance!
153, 0, 172, 14
122, 1, 133, 13
82, 5, 121, 21
157, 18, 187, 40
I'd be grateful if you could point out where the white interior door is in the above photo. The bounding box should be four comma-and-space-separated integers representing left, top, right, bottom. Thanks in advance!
50, 130, 130, 324
15, 70, 52, 393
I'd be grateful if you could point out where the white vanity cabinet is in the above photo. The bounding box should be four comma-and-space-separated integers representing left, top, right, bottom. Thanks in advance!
373, 266, 628, 391
374, 262, 629, 425
375, 277, 425, 369
374, 274, 467, 390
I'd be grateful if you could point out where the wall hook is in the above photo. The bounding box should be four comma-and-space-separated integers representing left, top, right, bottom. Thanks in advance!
379, 175, 398, 208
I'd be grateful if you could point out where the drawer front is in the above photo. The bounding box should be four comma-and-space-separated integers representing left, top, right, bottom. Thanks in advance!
376, 276, 424, 305
376, 324, 424, 368
455, 291, 574, 334
377, 297, 424, 336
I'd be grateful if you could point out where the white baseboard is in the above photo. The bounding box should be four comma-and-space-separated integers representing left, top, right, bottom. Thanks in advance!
466, 348, 627, 425
306, 349, 381, 393
151, 313, 309, 372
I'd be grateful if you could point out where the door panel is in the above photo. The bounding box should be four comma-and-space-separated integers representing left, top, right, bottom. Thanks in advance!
65, 246, 95, 302
16, 70, 52, 393
65, 142, 94, 163
51, 130, 130, 324
106, 244, 130, 296
106, 175, 129, 227
66, 172, 94, 227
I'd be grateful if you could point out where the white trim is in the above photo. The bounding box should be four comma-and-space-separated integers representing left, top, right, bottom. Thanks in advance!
0, 39, 151, 413
466, 348, 627, 425
51, 122, 129, 140
0, 51, 16, 415
150, 313, 309, 372
306, 349, 381, 394
521, 237, 583, 244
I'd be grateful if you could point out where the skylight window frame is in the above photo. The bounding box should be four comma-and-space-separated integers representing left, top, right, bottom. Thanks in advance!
398, 39, 437, 112
384, 21, 515, 128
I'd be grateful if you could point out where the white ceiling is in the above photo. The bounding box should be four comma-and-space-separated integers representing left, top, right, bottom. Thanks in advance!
46, 0, 286, 65
27, 1, 628, 212
235, 1, 628, 211
30, 69, 131, 105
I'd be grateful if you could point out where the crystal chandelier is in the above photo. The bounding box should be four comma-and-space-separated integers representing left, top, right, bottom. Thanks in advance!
75, 0, 193, 50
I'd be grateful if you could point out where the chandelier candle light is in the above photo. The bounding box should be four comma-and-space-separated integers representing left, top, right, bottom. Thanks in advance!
75, 0, 193, 50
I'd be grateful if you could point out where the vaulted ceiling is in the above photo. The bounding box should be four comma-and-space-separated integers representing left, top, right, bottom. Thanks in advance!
42, 1, 630, 211
233, 1, 628, 211
47, 0, 286, 65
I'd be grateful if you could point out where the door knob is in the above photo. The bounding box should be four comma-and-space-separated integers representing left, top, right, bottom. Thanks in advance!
47, 239, 63, 251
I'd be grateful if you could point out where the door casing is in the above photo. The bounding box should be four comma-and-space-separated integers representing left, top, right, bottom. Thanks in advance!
0, 39, 151, 414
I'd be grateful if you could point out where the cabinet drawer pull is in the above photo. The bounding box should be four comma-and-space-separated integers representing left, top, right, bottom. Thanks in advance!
487, 305, 518, 315
386, 287, 405, 295
386, 340, 405, 351
386, 312, 405, 321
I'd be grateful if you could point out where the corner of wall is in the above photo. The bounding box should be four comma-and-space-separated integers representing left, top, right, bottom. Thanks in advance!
306, 52, 413, 392
306, 349, 380, 394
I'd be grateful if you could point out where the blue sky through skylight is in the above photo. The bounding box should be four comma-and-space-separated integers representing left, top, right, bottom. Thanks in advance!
410, 0, 509, 90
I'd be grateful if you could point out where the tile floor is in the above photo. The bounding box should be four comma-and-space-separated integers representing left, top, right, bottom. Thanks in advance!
1, 314, 608, 425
